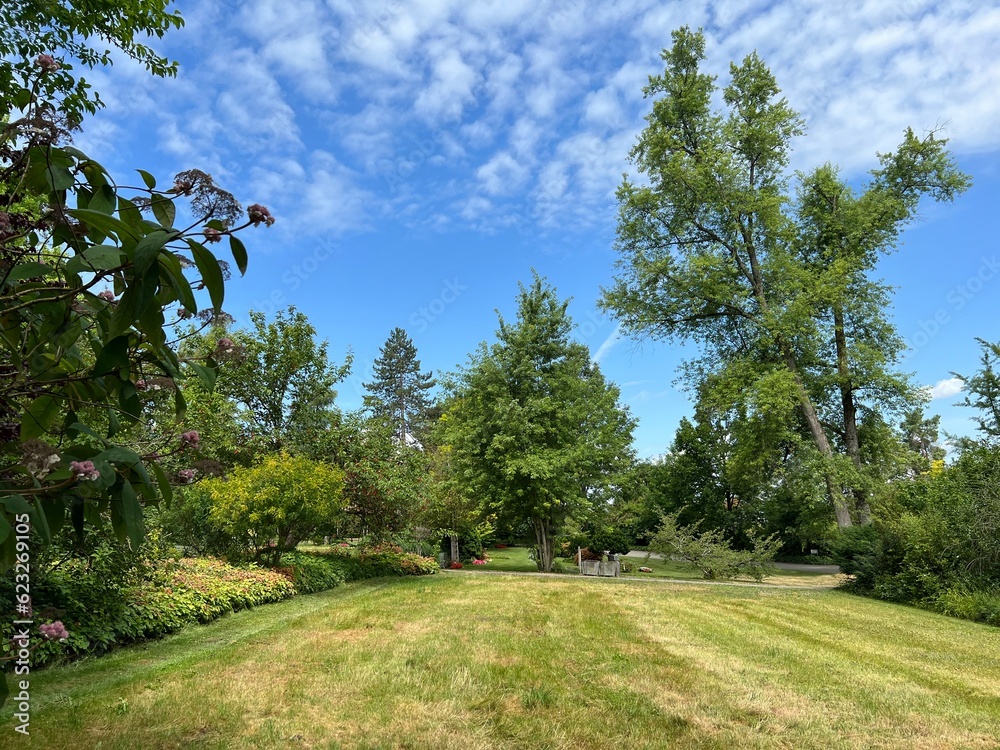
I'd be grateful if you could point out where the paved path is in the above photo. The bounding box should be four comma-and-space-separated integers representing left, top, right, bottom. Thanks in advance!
623, 550, 840, 574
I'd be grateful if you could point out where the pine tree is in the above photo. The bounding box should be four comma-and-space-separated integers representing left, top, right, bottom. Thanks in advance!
363, 328, 436, 442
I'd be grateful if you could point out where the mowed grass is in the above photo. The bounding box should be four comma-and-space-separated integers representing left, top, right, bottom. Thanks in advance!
481, 546, 845, 587
5, 575, 999, 749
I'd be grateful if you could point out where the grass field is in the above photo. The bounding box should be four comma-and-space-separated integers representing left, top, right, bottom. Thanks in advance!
4, 574, 999, 749
481, 546, 845, 586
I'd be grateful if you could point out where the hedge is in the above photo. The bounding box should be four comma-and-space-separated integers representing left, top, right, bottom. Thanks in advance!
2, 549, 437, 669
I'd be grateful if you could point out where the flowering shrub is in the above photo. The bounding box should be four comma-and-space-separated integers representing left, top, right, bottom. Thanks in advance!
472, 559, 487, 566
449, 561, 464, 569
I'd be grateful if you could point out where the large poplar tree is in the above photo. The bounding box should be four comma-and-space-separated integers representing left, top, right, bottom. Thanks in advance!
445, 274, 635, 571
601, 27, 969, 528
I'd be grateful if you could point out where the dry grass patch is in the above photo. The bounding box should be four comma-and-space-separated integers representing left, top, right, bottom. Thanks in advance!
5, 575, 999, 749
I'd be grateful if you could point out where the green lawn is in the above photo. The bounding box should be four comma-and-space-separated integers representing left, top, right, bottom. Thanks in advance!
5, 574, 998, 748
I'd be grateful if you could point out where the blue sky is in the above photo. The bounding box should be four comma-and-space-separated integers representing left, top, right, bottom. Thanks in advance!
74, 0, 1000, 458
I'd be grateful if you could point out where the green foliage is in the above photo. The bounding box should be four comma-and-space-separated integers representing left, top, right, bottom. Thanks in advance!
277, 551, 351, 594
157, 484, 240, 558
212, 307, 352, 458
835, 441, 1000, 626
0, 67, 270, 571
601, 26, 969, 530
955, 339, 1000, 443
2, 554, 295, 668
0, 0, 184, 120
649, 512, 780, 581
322, 412, 430, 540
204, 453, 346, 566
350, 546, 440, 578
443, 272, 635, 571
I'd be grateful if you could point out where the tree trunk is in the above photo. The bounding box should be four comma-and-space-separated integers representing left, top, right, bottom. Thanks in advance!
532, 517, 554, 572
833, 305, 871, 524
781, 349, 853, 528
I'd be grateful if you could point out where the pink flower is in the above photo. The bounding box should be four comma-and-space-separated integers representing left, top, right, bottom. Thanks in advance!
39, 621, 69, 641
247, 204, 275, 227
35, 54, 60, 73
203, 227, 223, 243
97, 290, 116, 303
70, 460, 100, 481
176, 468, 196, 483
216, 338, 234, 352
180, 430, 200, 449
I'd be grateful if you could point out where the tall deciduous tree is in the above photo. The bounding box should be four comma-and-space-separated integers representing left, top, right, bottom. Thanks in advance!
445, 274, 635, 572
601, 26, 969, 528
216, 307, 351, 456
363, 327, 435, 443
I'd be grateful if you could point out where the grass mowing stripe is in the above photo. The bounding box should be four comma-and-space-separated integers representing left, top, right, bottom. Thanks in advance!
5, 574, 999, 749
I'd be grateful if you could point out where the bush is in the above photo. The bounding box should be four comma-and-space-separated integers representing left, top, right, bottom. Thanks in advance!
205, 453, 346, 565
830, 524, 883, 591
934, 584, 1000, 626
649, 512, 779, 581
621, 559, 638, 574
2, 556, 295, 668
278, 551, 350, 594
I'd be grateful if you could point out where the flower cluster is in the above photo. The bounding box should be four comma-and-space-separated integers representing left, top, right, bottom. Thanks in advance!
638, 566, 653, 573
176, 468, 197, 483
39, 621, 69, 641
35, 54, 60, 73
97, 290, 116, 303
70, 460, 100, 481
448, 561, 464, 569
203, 227, 223, 243
20, 439, 60, 479
247, 204, 275, 227
472, 558, 487, 566
180, 430, 200, 449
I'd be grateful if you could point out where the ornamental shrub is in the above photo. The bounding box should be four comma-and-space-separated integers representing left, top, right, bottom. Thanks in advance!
205, 453, 346, 565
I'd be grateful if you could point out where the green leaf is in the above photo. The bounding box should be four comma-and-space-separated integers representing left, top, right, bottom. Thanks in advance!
93, 446, 143, 469
150, 461, 173, 506
119, 482, 145, 548
88, 184, 117, 215
151, 195, 177, 228
229, 235, 248, 276
108, 265, 159, 338
2, 262, 53, 285
92, 335, 130, 376
70, 496, 85, 541
187, 361, 218, 393
187, 239, 225, 311
1, 495, 32, 518
137, 169, 157, 189
157, 250, 197, 314
70, 208, 141, 243
0, 514, 10, 547
133, 229, 177, 275
1, 672, 9, 710
20, 395, 61, 440
39, 496, 65, 539
66, 245, 125, 274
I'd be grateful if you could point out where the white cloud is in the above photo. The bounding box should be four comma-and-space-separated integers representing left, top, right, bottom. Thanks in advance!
930, 377, 964, 400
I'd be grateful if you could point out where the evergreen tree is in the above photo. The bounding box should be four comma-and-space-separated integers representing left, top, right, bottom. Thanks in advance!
363, 328, 436, 442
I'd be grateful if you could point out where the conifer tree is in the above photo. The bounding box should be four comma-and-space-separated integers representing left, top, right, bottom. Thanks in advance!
363, 328, 436, 442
